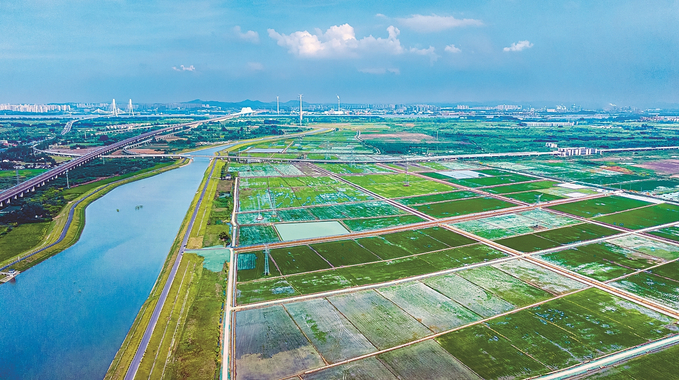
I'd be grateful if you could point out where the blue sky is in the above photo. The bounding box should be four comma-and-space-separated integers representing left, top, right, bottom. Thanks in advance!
1, 0, 678, 106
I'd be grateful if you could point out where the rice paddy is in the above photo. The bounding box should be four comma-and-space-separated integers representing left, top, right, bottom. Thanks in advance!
229, 151, 679, 379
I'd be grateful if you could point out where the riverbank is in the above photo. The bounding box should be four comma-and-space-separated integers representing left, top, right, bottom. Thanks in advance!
105, 159, 219, 379
0, 159, 188, 274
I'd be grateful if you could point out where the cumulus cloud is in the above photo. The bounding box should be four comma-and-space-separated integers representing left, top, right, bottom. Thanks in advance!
398, 14, 483, 33
359, 68, 400, 75
267, 24, 403, 58
234, 26, 259, 43
444, 44, 461, 53
410, 46, 439, 63
247, 62, 264, 71
172, 65, 195, 72
503, 40, 533, 52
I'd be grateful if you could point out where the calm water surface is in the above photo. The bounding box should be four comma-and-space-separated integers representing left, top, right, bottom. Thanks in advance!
0, 146, 224, 379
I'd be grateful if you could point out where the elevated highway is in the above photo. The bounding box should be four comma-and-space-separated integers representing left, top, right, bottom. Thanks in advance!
0, 114, 238, 208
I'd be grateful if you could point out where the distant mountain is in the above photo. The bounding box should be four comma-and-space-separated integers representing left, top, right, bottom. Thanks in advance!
182, 99, 306, 109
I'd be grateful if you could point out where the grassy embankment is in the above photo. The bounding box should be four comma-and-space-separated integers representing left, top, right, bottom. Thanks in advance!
106, 159, 231, 380
0, 160, 184, 271
106, 131, 327, 379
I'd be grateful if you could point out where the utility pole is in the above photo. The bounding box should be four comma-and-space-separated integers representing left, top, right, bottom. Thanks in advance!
299, 94, 303, 126
66, 170, 70, 189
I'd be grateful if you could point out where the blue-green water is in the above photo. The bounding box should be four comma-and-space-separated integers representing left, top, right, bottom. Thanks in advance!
0, 147, 224, 379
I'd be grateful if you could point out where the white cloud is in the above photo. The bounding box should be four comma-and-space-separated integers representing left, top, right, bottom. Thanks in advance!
172, 65, 195, 72
268, 24, 403, 58
503, 40, 533, 52
375, 13, 388, 18
234, 26, 259, 43
444, 44, 461, 53
410, 46, 439, 63
397, 14, 483, 33
247, 62, 264, 71
359, 67, 400, 75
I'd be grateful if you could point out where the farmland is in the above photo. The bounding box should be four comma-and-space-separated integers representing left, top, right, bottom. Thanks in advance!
222, 129, 679, 380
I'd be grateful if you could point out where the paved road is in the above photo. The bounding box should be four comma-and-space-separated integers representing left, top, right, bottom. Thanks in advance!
124, 159, 218, 380
124, 129, 328, 380
535, 334, 679, 379
0, 179, 116, 272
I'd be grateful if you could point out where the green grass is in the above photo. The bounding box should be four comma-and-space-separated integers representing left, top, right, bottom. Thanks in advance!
548, 195, 651, 218
595, 203, 679, 229
412, 197, 517, 219
310, 240, 380, 266
269, 245, 332, 274
0, 222, 51, 262
169, 265, 225, 379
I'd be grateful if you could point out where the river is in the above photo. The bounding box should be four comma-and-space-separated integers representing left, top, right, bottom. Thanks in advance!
0, 146, 225, 379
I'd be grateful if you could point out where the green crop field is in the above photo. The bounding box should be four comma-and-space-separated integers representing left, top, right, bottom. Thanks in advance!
378, 340, 481, 380
310, 240, 380, 266
236, 251, 281, 282
595, 203, 679, 229
501, 190, 566, 204
585, 343, 679, 379
395, 191, 478, 206
422, 274, 515, 317
496, 223, 619, 253
648, 225, 679, 242
419, 244, 507, 270
612, 271, 679, 309
269, 245, 332, 274
484, 180, 559, 194
548, 195, 651, 218
457, 266, 553, 307
236, 277, 298, 304
412, 197, 517, 219
343, 173, 455, 197
342, 215, 425, 232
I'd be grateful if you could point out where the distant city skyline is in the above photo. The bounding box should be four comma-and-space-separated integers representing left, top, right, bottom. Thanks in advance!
1, 0, 678, 108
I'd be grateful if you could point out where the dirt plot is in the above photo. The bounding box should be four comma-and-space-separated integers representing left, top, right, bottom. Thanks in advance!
637, 159, 679, 175
328, 290, 432, 349
378, 340, 481, 380
285, 298, 376, 363
422, 274, 515, 317
378, 281, 482, 332
234, 306, 324, 380
302, 357, 396, 380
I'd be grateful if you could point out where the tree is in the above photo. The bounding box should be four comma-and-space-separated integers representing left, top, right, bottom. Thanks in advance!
218, 231, 230, 245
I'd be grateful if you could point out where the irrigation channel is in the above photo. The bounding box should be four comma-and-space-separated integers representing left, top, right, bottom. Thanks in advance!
0, 145, 226, 380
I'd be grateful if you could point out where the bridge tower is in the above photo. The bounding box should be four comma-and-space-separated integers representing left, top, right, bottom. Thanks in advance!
128, 99, 134, 116
111, 99, 119, 117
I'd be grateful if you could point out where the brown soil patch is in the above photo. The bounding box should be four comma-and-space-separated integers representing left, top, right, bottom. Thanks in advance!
156, 135, 185, 142
361, 133, 433, 142
600, 166, 635, 174
636, 160, 679, 175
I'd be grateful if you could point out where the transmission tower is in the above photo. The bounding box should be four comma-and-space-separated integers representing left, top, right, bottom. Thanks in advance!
263, 245, 270, 276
